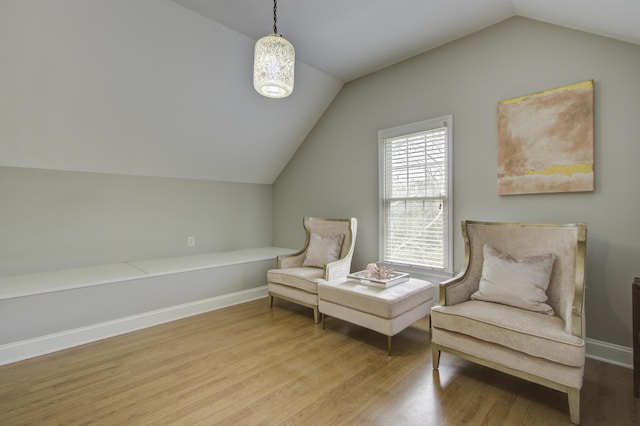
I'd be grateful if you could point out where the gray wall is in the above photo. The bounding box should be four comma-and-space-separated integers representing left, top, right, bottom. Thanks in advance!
1, 166, 273, 276
273, 17, 640, 348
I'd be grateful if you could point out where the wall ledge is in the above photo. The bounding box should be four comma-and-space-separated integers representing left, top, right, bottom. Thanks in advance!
0, 247, 296, 300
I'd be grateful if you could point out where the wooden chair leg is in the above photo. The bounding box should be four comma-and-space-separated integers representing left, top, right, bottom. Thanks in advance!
432, 345, 441, 369
568, 388, 580, 424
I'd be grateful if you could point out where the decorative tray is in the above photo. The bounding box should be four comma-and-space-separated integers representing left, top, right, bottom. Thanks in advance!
347, 270, 410, 288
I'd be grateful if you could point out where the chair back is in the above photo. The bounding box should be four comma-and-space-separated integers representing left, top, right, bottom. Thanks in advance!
459, 220, 586, 337
303, 217, 357, 260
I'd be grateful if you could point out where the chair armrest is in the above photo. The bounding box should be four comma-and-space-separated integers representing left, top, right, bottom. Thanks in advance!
439, 270, 479, 306
277, 251, 306, 269
324, 256, 352, 281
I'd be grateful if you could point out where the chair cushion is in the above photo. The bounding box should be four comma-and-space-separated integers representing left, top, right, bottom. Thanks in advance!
302, 233, 345, 268
432, 328, 584, 389
318, 278, 435, 319
431, 300, 584, 367
471, 244, 555, 315
267, 267, 325, 294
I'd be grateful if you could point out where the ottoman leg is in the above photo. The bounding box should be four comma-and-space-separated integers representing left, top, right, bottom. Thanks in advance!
388, 336, 392, 356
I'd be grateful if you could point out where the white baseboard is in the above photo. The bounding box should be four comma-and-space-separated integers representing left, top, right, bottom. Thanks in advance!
0, 286, 268, 366
1, 292, 634, 370
585, 338, 633, 369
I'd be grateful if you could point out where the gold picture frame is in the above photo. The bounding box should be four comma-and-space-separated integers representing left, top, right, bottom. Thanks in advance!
497, 80, 594, 195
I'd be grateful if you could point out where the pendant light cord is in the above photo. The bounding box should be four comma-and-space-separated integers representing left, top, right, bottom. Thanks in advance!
273, 0, 278, 34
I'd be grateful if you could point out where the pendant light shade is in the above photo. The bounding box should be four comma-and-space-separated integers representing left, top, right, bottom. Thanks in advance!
253, 1, 295, 98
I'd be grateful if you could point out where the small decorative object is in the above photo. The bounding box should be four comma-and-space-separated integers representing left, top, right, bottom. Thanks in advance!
366, 263, 378, 277
364, 263, 394, 279
497, 80, 594, 195
348, 264, 409, 289
373, 265, 395, 280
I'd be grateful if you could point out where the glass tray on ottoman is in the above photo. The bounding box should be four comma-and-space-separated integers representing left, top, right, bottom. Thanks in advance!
347, 270, 410, 289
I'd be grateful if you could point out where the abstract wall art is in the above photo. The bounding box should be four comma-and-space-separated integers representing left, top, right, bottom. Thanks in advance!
497, 80, 594, 195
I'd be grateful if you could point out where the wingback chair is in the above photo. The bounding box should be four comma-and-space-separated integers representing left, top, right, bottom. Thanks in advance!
268, 217, 357, 323
431, 220, 587, 424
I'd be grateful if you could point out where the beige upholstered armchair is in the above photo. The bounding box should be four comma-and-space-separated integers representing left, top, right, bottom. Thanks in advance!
431, 220, 587, 424
268, 217, 357, 323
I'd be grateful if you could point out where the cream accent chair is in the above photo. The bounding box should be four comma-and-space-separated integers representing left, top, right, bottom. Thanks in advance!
431, 220, 587, 424
268, 217, 357, 323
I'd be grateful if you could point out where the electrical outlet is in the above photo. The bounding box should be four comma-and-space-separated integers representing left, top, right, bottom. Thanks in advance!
187, 236, 196, 247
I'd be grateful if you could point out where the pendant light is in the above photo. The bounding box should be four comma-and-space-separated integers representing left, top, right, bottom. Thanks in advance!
253, 0, 295, 98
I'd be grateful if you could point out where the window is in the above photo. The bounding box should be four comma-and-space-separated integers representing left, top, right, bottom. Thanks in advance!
378, 115, 453, 276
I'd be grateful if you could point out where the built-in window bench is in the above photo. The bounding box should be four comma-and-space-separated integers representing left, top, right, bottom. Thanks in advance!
0, 247, 296, 366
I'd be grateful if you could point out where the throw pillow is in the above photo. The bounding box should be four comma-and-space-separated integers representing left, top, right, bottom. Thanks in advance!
471, 244, 556, 315
302, 233, 345, 268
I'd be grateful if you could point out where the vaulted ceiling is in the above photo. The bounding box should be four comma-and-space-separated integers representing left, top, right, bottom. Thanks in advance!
173, 0, 640, 83
2, 1, 639, 184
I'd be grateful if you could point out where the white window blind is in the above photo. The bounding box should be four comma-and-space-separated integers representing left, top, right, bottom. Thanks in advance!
379, 116, 452, 272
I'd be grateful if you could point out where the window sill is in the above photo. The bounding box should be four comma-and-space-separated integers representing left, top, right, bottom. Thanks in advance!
376, 262, 452, 283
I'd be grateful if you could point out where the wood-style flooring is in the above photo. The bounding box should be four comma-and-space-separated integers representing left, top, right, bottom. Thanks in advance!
0, 298, 638, 425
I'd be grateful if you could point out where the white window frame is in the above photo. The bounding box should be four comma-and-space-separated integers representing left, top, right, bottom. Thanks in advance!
378, 115, 453, 281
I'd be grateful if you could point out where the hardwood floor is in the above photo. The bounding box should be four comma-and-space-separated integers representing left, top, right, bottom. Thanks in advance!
1, 298, 638, 425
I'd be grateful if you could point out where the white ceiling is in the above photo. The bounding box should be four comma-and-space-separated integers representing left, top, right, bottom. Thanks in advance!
165, 0, 640, 184
3, 1, 639, 185
172, 0, 640, 82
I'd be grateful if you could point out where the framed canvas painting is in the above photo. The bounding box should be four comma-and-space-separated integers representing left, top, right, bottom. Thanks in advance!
497, 80, 594, 195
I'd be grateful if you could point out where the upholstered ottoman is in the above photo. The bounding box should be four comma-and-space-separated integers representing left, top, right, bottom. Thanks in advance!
318, 277, 435, 355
